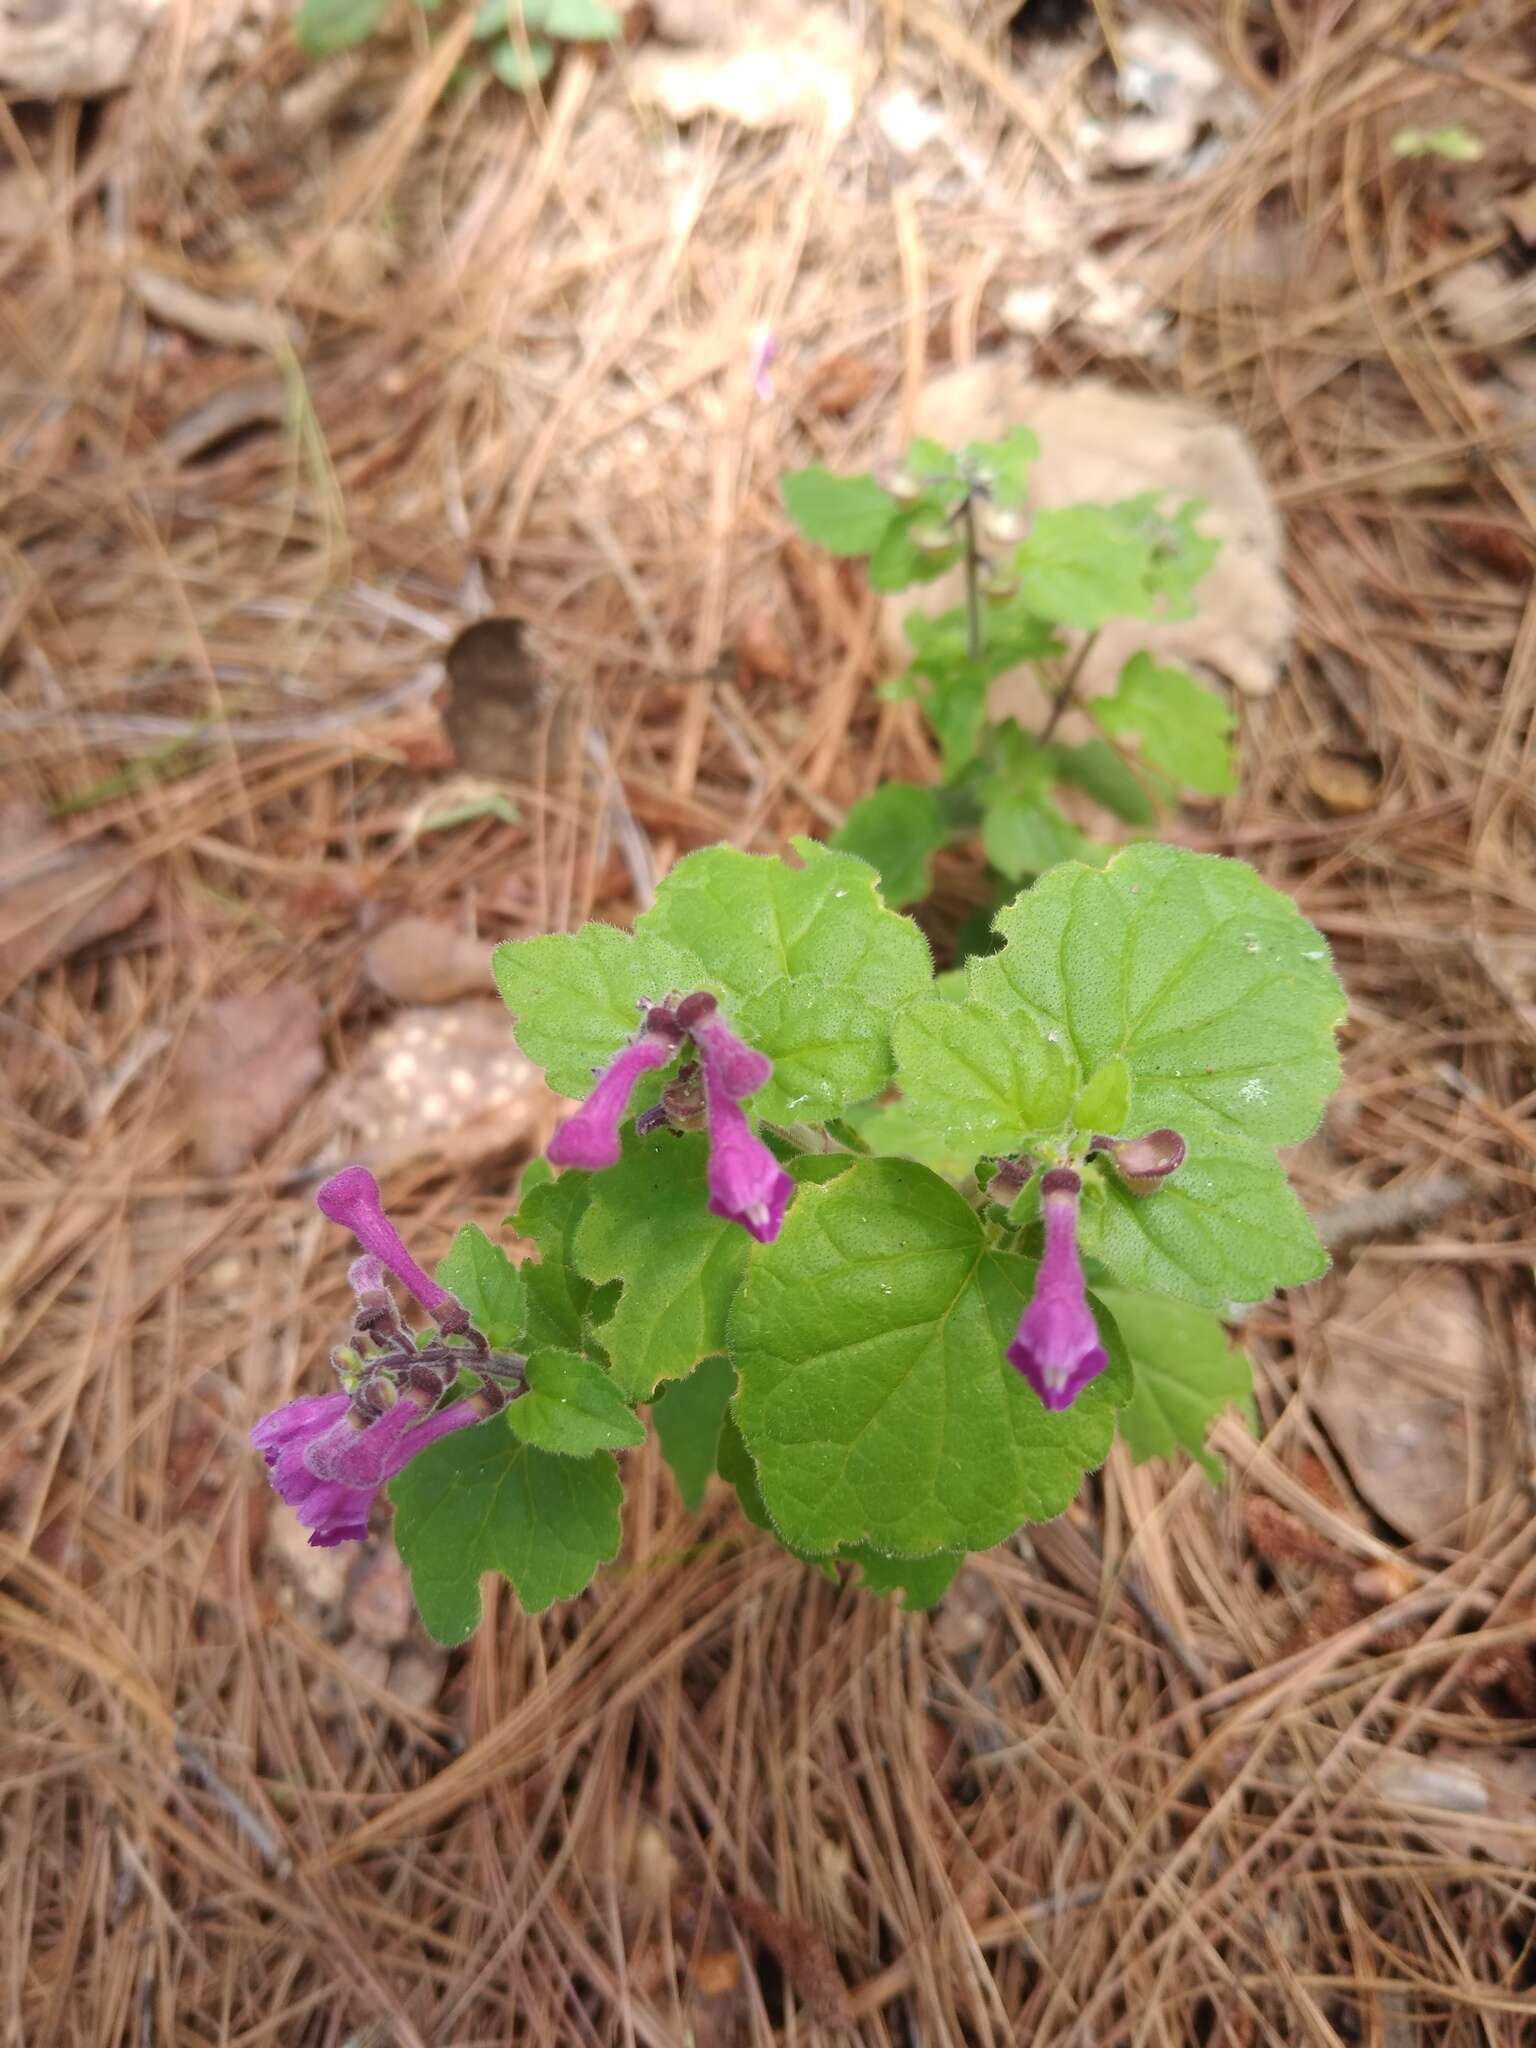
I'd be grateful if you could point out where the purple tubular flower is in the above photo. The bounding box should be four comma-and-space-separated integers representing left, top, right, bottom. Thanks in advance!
316, 1166, 450, 1314
1006, 1168, 1108, 1413
701, 1060, 792, 1244
547, 1025, 681, 1171
251, 1391, 480, 1548
679, 993, 772, 1100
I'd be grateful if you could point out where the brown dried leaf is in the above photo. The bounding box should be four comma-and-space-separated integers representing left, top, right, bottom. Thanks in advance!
0, 801, 154, 997
175, 985, 325, 1174
632, 1, 864, 134
1503, 183, 1536, 246
364, 917, 490, 1006
1306, 753, 1380, 815
736, 606, 795, 682
726, 1896, 851, 2028
441, 617, 571, 781
1379, 1743, 1536, 1867
334, 1000, 550, 1176
807, 350, 880, 418
692, 1950, 740, 1997
1312, 1264, 1489, 1541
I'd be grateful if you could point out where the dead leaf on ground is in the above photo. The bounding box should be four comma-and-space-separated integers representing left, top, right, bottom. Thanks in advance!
1311, 1263, 1490, 1542
331, 1000, 550, 1176
1379, 1743, 1536, 1866
363, 917, 491, 1006
0, 801, 155, 998
632, 0, 865, 134
441, 617, 572, 782
1306, 753, 1381, 815
0, 0, 169, 97
726, 1896, 851, 2028
175, 985, 325, 1175
736, 606, 796, 682
692, 1951, 741, 1997
887, 369, 1291, 725
1081, 18, 1254, 177
1503, 183, 1536, 246
806, 351, 881, 418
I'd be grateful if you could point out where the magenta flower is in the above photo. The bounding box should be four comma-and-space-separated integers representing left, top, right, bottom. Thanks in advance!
317, 1165, 451, 1315
701, 1060, 792, 1244
252, 1392, 478, 1548
676, 991, 771, 1100
548, 1013, 684, 1171
1006, 1168, 1107, 1412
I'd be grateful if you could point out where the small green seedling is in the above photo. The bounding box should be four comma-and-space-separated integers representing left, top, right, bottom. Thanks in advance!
295, 0, 623, 92
781, 432, 1233, 913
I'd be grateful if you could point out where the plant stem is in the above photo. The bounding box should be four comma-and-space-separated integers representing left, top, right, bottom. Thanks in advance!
1039, 629, 1099, 744
960, 492, 983, 663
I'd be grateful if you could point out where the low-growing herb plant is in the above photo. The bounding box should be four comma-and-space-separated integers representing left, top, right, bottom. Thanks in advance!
296, 0, 623, 93
253, 838, 1344, 1641
780, 431, 1235, 914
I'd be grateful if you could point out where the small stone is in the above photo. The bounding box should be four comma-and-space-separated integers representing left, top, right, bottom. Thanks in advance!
364, 917, 490, 1005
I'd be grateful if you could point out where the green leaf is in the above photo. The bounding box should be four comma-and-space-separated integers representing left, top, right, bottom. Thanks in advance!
1391, 125, 1482, 161
968, 424, 1039, 506
924, 664, 993, 778
542, 0, 621, 34
892, 996, 1075, 1157
1074, 1055, 1130, 1136
635, 839, 931, 1013
969, 843, 1346, 1160
513, 1172, 609, 1355
842, 1095, 980, 1181
737, 978, 892, 1124
781, 467, 898, 555
1015, 505, 1155, 629
508, 1348, 646, 1456
472, 0, 512, 33
436, 1224, 527, 1348
571, 1129, 751, 1401
492, 920, 693, 1100
845, 1545, 963, 1610
729, 1158, 1129, 1557
717, 1409, 773, 1532
1084, 1149, 1327, 1309
1093, 654, 1235, 797
295, 0, 386, 53
869, 514, 960, 592
1098, 1288, 1252, 1481
390, 1424, 622, 1642
490, 32, 555, 86
980, 793, 1085, 879
651, 1354, 735, 1510
1143, 498, 1219, 619
906, 436, 957, 481
1052, 738, 1156, 825
831, 783, 949, 909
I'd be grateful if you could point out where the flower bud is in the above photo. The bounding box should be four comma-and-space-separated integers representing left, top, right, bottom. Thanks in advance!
1102, 1128, 1186, 1194
981, 505, 1027, 545
910, 523, 956, 556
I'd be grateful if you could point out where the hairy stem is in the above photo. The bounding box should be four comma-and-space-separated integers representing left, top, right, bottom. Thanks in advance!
960, 492, 983, 664
1039, 629, 1099, 744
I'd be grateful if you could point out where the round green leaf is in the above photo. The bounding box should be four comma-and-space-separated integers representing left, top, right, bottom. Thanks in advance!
729, 1157, 1128, 1557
